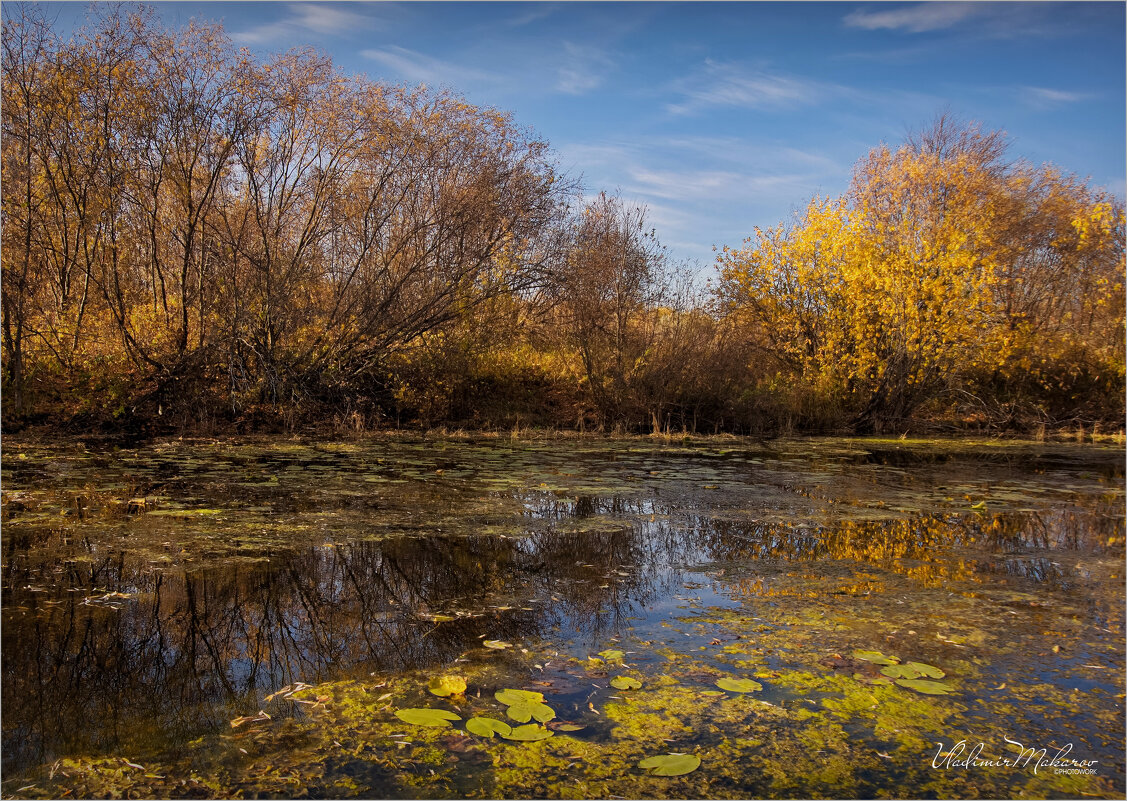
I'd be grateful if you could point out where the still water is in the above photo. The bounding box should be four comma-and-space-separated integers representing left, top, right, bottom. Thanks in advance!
2, 436, 1123, 798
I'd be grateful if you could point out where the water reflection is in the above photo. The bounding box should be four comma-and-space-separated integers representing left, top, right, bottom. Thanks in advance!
4, 493, 1122, 776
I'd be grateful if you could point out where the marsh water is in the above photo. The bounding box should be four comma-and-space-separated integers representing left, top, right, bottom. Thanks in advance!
1, 436, 1123, 799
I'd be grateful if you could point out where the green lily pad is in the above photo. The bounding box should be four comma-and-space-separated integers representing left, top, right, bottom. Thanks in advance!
896, 678, 955, 695
638, 753, 701, 776
610, 676, 642, 690
906, 661, 945, 678
853, 649, 900, 666
465, 717, 512, 738
501, 724, 554, 741
494, 689, 545, 705
394, 708, 461, 727
881, 662, 946, 680
428, 675, 467, 697
483, 640, 512, 649
715, 677, 763, 693
598, 649, 625, 661
505, 700, 555, 723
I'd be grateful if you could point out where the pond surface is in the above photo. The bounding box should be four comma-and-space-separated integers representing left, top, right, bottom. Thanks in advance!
1, 436, 1123, 799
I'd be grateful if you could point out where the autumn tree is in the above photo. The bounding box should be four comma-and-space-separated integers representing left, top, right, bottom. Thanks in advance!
1, 5, 570, 426
549, 193, 673, 428
719, 117, 1125, 431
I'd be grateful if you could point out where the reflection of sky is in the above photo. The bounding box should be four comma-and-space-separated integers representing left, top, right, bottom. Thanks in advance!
18, 1, 1126, 269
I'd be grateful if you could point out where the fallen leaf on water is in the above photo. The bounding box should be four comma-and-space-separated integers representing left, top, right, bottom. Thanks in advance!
230, 711, 271, 728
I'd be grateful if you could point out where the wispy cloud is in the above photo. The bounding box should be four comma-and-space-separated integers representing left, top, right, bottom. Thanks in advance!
233, 2, 376, 45
556, 42, 615, 95
1020, 86, 1088, 108
361, 45, 497, 87
843, 2, 981, 33
626, 166, 816, 201
504, 3, 561, 29
558, 136, 856, 266
667, 61, 823, 115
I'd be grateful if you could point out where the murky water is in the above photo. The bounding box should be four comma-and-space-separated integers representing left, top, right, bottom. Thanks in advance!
2, 436, 1123, 798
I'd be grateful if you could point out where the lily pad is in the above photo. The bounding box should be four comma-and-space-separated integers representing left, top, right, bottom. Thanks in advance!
483, 640, 512, 649
896, 678, 955, 695
501, 724, 554, 742
598, 649, 626, 661
881, 662, 945, 680
905, 661, 945, 678
715, 677, 763, 693
852, 649, 900, 666
638, 753, 701, 776
495, 689, 545, 705
610, 676, 642, 690
428, 675, 467, 697
465, 717, 512, 738
394, 708, 461, 727
505, 700, 555, 723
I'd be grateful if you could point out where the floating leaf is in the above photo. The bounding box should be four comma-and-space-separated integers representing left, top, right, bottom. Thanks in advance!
716, 677, 763, 693
495, 689, 545, 705
465, 717, 511, 738
881, 662, 945, 680
970, 501, 987, 510
394, 708, 461, 727
483, 640, 512, 649
880, 664, 919, 679
505, 700, 555, 723
421, 613, 455, 623
852, 650, 900, 665
598, 649, 625, 661
551, 723, 586, 732
230, 710, 270, 728
896, 679, 954, 695
700, 690, 725, 697
638, 753, 701, 776
501, 724, 554, 741
908, 662, 945, 678
610, 676, 642, 690
428, 675, 467, 697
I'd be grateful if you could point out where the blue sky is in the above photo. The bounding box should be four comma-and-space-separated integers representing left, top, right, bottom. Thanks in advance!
18, 1, 1127, 267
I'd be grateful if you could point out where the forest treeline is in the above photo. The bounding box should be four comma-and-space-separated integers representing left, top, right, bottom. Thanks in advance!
3, 7, 1124, 437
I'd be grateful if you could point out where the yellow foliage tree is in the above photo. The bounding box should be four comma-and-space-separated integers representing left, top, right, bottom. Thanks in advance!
719, 118, 1125, 431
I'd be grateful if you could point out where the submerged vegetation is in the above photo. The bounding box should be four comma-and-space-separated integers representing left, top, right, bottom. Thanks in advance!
2, 6, 1124, 438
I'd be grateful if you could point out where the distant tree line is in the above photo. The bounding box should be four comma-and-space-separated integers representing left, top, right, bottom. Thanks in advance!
3, 7, 1123, 436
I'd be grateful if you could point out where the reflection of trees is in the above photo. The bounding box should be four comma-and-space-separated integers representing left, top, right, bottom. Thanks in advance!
1, 516, 675, 773
520, 495, 692, 637
693, 508, 1124, 595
